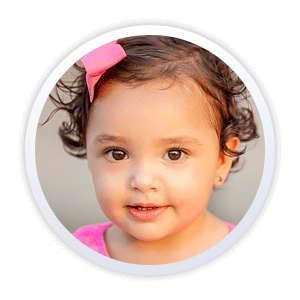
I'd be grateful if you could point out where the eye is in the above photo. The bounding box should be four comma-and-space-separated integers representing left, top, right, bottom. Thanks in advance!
106, 149, 128, 161
164, 149, 184, 161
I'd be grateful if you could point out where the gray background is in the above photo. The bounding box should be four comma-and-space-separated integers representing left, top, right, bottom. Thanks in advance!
36, 64, 265, 234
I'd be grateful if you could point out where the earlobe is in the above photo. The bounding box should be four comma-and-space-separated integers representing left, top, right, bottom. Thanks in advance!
214, 137, 240, 187
214, 176, 223, 187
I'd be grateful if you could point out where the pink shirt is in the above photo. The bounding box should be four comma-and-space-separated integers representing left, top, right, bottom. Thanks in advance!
73, 222, 236, 257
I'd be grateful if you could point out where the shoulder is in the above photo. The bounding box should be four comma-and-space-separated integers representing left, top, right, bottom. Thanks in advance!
73, 222, 112, 237
224, 222, 236, 232
73, 222, 113, 256
206, 212, 235, 234
203, 213, 236, 249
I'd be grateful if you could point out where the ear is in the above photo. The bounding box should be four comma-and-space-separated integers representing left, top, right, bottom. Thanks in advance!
214, 137, 240, 187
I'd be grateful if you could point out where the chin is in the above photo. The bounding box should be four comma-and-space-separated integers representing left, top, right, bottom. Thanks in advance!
137, 235, 163, 242
129, 231, 163, 241
128, 227, 177, 242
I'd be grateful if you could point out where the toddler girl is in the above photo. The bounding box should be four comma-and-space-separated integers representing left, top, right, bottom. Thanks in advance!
45, 36, 258, 265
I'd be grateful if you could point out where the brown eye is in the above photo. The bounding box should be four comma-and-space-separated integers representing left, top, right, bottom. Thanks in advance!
107, 150, 128, 161
164, 150, 183, 161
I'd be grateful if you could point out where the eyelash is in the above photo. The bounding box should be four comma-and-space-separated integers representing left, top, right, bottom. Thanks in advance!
103, 146, 128, 161
164, 146, 189, 163
102, 146, 190, 162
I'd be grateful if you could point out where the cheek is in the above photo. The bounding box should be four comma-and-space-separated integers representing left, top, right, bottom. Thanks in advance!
94, 170, 123, 190
166, 162, 216, 207
89, 165, 127, 211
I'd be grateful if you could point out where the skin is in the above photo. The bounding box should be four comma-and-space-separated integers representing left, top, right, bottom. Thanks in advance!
86, 79, 239, 264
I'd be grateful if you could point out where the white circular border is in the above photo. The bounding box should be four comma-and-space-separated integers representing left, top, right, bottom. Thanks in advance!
25, 25, 275, 275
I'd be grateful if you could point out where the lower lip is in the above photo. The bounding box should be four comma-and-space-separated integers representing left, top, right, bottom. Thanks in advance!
127, 206, 169, 221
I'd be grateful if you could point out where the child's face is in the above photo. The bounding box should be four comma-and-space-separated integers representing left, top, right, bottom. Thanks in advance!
86, 80, 221, 241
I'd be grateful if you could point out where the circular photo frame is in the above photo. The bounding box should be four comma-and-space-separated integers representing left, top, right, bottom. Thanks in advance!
26, 25, 275, 275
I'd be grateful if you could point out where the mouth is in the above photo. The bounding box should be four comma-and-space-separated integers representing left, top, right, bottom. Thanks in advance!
127, 203, 169, 221
128, 203, 163, 210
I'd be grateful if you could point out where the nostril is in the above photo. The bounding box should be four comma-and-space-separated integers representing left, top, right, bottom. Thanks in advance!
129, 174, 160, 192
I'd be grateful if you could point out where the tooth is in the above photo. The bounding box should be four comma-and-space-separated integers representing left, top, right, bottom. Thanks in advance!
133, 206, 158, 211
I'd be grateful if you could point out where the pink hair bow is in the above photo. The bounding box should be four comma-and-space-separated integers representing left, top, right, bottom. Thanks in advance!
80, 41, 127, 102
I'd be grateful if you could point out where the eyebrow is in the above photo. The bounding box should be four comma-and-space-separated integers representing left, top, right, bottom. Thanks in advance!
93, 134, 202, 146
159, 136, 202, 145
93, 134, 128, 145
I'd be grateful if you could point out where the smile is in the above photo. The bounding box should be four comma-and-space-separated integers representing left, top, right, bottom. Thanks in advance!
127, 203, 169, 221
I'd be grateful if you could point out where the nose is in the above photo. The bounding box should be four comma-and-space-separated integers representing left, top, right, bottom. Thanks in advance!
129, 161, 160, 192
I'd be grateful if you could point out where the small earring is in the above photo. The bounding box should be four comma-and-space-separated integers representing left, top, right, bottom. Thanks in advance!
217, 176, 222, 182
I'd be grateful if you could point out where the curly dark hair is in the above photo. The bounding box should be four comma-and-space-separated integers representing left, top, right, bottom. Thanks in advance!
42, 35, 259, 171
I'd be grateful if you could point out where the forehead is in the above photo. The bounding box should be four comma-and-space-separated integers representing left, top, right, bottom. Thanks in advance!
87, 80, 216, 139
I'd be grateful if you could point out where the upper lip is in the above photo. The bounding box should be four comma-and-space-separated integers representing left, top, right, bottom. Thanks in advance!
127, 203, 167, 208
